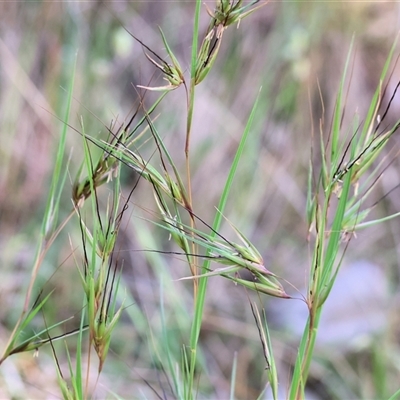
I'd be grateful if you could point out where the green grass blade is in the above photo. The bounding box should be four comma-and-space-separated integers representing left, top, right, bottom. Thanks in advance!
360, 34, 399, 144
331, 37, 354, 166
190, 0, 201, 81
73, 301, 86, 399
321, 170, 352, 289
229, 351, 238, 400
388, 387, 400, 400
188, 88, 261, 394
44, 54, 77, 238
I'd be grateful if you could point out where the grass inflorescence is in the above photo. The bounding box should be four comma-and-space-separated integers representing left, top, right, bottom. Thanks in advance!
2, 1, 400, 399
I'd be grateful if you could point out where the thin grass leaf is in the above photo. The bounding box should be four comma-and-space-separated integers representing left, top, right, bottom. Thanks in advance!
0, 57, 79, 362
44, 55, 77, 237
182, 344, 191, 400
56, 361, 73, 400
262, 310, 279, 399
360, 34, 399, 144
159, 280, 183, 399
321, 169, 353, 290
306, 160, 316, 232
331, 37, 354, 167
158, 27, 183, 77
354, 210, 400, 230
229, 351, 238, 400
388, 387, 400, 400
190, 0, 202, 81
73, 304, 86, 400
9, 318, 87, 358
189, 90, 262, 394
3, 290, 54, 358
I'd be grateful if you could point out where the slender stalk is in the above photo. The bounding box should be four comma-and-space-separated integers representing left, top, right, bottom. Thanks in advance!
185, 3, 202, 396
187, 89, 261, 398
184, 0, 202, 302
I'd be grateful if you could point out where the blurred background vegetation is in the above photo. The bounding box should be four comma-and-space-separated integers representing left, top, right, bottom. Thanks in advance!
1, 1, 400, 399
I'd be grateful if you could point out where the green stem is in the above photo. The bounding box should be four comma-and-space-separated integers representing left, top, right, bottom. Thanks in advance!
186, 1, 202, 398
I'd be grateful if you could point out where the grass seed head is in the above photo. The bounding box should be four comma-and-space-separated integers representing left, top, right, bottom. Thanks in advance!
73, 157, 118, 207
195, 26, 225, 85
207, 0, 266, 28
233, 274, 290, 299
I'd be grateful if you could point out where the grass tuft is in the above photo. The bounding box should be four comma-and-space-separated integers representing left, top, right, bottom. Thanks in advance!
2, 2, 400, 399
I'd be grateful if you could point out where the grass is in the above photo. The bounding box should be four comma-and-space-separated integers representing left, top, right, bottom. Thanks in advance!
2, 1, 400, 399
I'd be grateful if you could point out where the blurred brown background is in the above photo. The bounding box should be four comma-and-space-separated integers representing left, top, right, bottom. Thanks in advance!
1, 1, 400, 399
